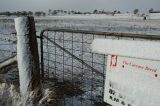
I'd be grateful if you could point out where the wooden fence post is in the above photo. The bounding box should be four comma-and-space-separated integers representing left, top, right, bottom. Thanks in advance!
15, 16, 41, 95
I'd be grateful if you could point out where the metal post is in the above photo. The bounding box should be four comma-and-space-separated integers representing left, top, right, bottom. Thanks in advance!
40, 30, 44, 78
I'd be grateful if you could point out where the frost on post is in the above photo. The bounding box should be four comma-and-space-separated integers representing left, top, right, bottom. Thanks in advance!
15, 17, 40, 95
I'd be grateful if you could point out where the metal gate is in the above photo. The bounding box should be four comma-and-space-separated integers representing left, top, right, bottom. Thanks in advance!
39, 28, 160, 106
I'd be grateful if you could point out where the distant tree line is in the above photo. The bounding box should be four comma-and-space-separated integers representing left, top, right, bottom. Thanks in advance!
48, 9, 89, 15
0, 11, 46, 16
133, 9, 139, 15
47, 8, 160, 16
0, 8, 160, 17
48, 9, 121, 16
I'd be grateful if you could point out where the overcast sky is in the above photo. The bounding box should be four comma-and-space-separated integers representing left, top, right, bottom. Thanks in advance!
0, 0, 159, 13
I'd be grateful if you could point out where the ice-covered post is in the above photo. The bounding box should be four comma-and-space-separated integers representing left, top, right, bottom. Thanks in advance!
15, 17, 41, 95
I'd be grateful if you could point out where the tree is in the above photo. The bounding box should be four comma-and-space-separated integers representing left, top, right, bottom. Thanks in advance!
28, 11, 33, 16
112, 10, 117, 16
35, 11, 46, 16
21, 11, 28, 16
71, 10, 75, 14
64, 11, 67, 14
52, 10, 58, 15
48, 9, 52, 15
68, 11, 71, 15
117, 11, 121, 14
149, 8, 154, 13
93, 9, 98, 14
60, 9, 64, 14
133, 9, 139, 14
5, 11, 11, 16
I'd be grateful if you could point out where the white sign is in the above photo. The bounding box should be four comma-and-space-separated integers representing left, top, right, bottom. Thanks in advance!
104, 55, 160, 106
91, 39, 160, 61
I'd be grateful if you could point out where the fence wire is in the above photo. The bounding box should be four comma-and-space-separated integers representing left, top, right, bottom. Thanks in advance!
0, 28, 159, 106
40, 28, 160, 106
40, 30, 107, 106
0, 32, 16, 62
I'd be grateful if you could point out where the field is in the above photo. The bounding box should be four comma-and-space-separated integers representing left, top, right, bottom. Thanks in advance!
0, 14, 160, 106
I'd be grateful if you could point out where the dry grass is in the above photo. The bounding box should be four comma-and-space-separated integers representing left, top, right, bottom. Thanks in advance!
0, 82, 60, 106
0, 83, 21, 106
0, 77, 84, 106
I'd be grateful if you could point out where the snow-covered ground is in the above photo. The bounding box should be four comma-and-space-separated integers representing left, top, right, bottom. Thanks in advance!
0, 14, 160, 106
0, 13, 160, 35
0, 14, 159, 62
35, 14, 160, 35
